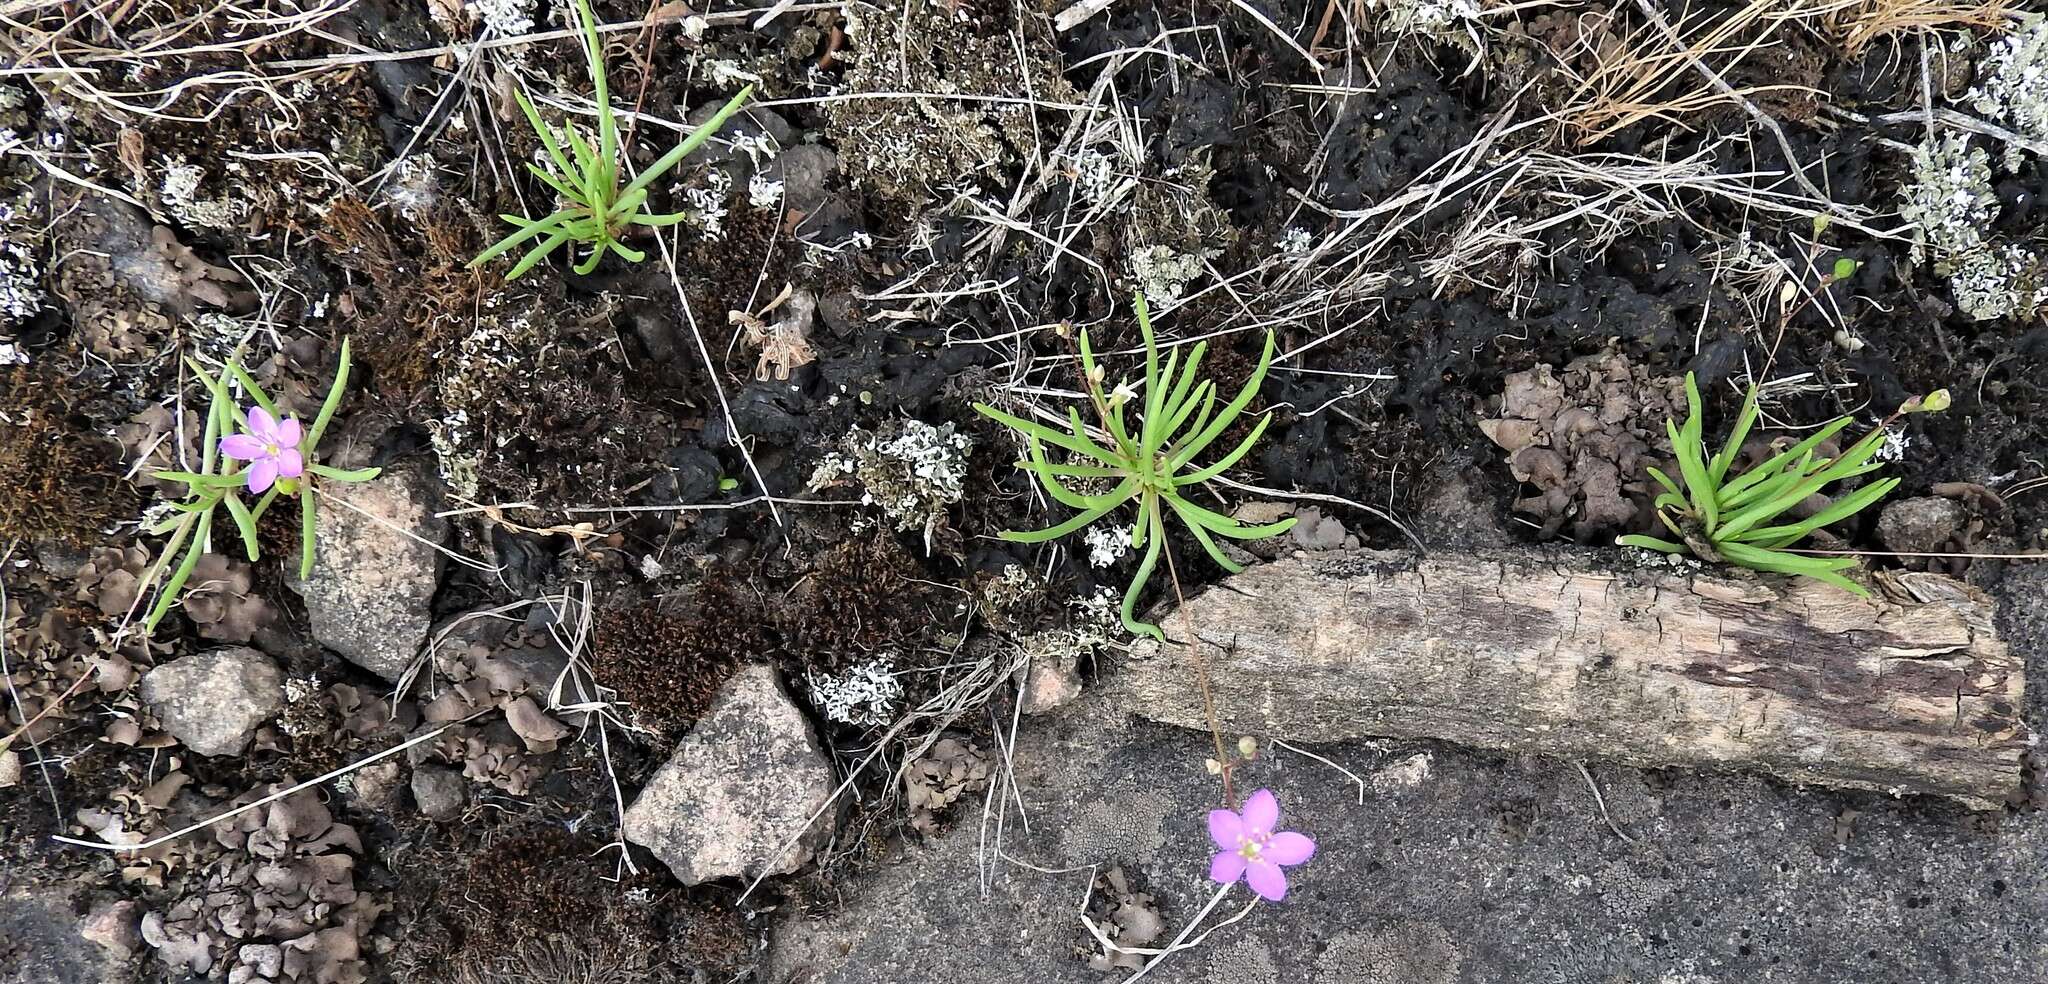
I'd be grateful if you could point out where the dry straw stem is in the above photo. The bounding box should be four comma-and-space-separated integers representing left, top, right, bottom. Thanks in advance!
1559, 0, 1819, 150
1815, 0, 2010, 55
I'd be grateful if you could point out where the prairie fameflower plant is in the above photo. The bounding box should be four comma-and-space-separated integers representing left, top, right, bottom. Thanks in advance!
1207, 788, 1316, 902
1618, 373, 1949, 596
468, 0, 752, 280
141, 338, 379, 631
974, 294, 1296, 640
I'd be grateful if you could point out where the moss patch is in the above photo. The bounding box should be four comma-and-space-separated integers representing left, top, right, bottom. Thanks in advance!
0, 363, 136, 546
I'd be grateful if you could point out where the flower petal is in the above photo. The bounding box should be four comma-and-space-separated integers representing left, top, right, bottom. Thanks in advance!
1242, 789, 1279, 837
1263, 831, 1316, 866
275, 447, 304, 479
274, 416, 302, 449
1208, 851, 1246, 886
246, 458, 278, 495
1207, 809, 1243, 851
220, 434, 266, 460
1244, 859, 1288, 901
247, 406, 278, 442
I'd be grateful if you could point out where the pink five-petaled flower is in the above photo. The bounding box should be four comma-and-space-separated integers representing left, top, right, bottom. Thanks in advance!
1207, 789, 1316, 902
219, 406, 304, 494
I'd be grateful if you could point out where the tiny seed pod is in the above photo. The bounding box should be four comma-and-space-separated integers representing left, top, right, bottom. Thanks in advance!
1237, 736, 1258, 760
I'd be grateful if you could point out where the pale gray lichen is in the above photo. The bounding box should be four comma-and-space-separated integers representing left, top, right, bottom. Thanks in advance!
1014, 586, 1124, 667
747, 173, 785, 208
1896, 133, 2048, 321
807, 418, 974, 548
1896, 133, 1996, 268
1085, 524, 1130, 568
158, 156, 242, 231
427, 309, 540, 500
1065, 146, 1128, 207
1383, 0, 1486, 54
806, 658, 903, 728
381, 156, 440, 220
467, 0, 535, 39
1130, 244, 1207, 305
1969, 17, 2048, 169
0, 238, 41, 330
679, 166, 734, 237
821, 2, 1078, 210
1947, 242, 2048, 321
1874, 421, 1913, 463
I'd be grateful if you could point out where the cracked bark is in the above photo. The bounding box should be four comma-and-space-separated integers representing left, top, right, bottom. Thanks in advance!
1108, 549, 2028, 810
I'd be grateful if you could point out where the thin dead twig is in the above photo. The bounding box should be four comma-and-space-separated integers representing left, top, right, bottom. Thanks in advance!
1628, 0, 1833, 205
1575, 761, 1638, 845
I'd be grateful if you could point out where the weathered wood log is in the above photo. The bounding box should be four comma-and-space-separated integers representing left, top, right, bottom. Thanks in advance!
1108, 549, 2029, 810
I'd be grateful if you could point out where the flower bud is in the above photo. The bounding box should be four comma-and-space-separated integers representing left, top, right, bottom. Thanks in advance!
1237, 736, 1258, 760
1901, 389, 1951, 414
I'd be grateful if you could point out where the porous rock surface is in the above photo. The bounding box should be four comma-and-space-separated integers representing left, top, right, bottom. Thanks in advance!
764, 569, 2048, 984
289, 466, 448, 681
623, 664, 836, 885
0, 885, 133, 984
138, 646, 283, 757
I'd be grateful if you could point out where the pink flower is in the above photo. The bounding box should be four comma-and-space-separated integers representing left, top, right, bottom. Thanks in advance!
219, 406, 304, 494
1207, 788, 1315, 901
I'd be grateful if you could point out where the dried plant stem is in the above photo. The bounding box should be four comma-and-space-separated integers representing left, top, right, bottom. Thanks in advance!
1155, 497, 1236, 810
1629, 0, 1832, 205
1118, 882, 1244, 983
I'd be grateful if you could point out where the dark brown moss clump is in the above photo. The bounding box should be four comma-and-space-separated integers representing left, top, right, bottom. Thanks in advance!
446, 828, 752, 982
773, 533, 952, 670
0, 364, 137, 546
312, 198, 491, 397
591, 584, 765, 743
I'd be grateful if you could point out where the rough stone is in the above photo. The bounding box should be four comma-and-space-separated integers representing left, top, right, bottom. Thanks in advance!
79, 899, 143, 954
344, 760, 404, 812
1878, 495, 1968, 554
764, 561, 2048, 982
138, 646, 283, 757
622, 664, 835, 885
289, 466, 449, 680
0, 886, 131, 984
411, 764, 466, 821
1018, 654, 1082, 715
